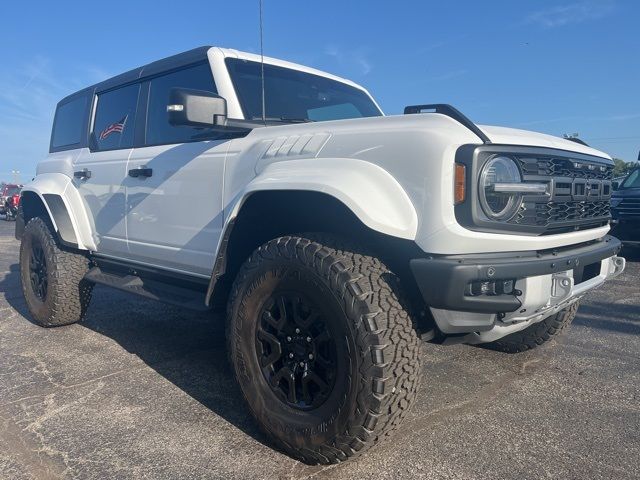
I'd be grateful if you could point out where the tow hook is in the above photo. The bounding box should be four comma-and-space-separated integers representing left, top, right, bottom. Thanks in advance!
609, 256, 626, 278
550, 272, 573, 305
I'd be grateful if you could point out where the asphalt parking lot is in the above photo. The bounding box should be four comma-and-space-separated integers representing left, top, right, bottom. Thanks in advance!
0, 219, 638, 480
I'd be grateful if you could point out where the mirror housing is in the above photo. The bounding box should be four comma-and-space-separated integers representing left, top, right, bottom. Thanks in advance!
167, 88, 227, 128
612, 180, 619, 190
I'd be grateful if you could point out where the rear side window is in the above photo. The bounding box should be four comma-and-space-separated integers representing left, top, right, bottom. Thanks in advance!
145, 63, 217, 146
51, 96, 88, 150
93, 83, 140, 151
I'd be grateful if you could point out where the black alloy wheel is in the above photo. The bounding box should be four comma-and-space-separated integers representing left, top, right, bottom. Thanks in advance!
29, 241, 48, 300
256, 292, 337, 410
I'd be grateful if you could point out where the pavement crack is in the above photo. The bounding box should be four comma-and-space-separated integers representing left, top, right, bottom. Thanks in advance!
518, 357, 542, 375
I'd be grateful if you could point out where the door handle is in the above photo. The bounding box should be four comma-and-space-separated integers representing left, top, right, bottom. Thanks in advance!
128, 167, 153, 178
73, 168, 92, 180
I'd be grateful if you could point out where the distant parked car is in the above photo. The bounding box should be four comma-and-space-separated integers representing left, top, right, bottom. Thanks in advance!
4, 191, 21, 221
0, 184, 21, 215
611, 164, 640, 245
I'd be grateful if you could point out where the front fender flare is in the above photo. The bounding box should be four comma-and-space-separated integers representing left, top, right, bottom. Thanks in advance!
206, 158, 418, 305
237, 158, 418, 239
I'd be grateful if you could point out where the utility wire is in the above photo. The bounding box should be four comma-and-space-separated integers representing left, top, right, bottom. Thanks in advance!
589, 136, 640, 141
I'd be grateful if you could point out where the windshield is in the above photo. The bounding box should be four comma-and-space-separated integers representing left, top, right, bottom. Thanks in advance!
621, 169, 640, 189
3, 186, 20, 196
225, 58, 382, 123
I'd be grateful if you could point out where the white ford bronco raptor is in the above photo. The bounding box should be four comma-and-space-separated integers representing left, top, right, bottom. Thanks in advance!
16, 46, 626, 463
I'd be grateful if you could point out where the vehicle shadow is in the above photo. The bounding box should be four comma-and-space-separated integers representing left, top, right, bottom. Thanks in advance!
621, 245, 640, 262
84, 289, 279, 450
0, 262, 277, 456
574, 301, 640, 334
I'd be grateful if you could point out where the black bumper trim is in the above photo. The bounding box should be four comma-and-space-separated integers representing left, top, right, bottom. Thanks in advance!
410, 236, 622, 314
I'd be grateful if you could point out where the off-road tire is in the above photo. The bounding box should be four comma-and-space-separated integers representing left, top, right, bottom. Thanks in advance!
20, 217, 93, 327
484, 302, 579, 353
227, 235, 422, 464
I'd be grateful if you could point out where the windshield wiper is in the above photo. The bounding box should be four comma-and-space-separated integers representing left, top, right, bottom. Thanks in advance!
251, 116, 314, 124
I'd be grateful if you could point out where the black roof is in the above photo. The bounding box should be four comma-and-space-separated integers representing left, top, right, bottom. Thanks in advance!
58, 46, 212, 104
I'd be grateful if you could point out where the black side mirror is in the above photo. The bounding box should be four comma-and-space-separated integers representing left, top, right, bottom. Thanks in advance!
167, 88, 227, 128
612, 181, 619, 190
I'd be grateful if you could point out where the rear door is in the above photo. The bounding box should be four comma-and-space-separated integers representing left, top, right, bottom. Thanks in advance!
74, 83, 141, 256
125, 63, 228, 276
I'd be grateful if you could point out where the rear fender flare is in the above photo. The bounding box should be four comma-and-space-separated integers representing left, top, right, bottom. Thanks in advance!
20, 173, 95, 251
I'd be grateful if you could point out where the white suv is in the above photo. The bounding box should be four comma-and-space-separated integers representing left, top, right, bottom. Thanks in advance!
16, 46, 625, 463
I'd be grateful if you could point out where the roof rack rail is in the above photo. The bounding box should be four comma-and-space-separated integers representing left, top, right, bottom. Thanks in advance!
404, 103, 490, 144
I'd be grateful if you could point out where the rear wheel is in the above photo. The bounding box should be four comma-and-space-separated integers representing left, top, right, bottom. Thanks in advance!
20, 217, 93, 327
484, 302, 579, 353
227, 235, 422, 464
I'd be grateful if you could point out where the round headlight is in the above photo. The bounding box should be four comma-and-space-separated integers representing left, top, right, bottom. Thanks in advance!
479, 156, 523, 220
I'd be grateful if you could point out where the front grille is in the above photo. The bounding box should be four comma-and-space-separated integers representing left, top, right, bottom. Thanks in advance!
519, 157, 613, 180
510, 155, 613, 232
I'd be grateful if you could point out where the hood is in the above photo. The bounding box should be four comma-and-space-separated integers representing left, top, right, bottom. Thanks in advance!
612, 188, 640, 199
478, 125, 611, 161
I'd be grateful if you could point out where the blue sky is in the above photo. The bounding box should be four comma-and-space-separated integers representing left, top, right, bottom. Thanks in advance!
1, 0, 639, 181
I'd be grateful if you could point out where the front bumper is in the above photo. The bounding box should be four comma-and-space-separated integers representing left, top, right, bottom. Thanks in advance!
410, 236, 625, 338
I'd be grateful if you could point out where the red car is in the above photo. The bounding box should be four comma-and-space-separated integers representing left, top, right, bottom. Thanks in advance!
0, 184, 21, 217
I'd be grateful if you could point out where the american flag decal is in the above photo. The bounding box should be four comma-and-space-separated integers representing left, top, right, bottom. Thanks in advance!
99, 115, 127, 140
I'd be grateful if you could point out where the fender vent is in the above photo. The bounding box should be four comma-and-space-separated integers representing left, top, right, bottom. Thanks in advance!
261, 133, 331, 159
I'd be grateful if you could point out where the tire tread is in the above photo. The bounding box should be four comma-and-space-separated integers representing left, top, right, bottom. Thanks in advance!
227, 234, 422, 464
20, 217, 92, 327
484, 302, 578, 353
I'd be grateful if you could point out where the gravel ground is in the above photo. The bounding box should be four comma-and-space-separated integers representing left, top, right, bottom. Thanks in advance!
0, 218, 638, 479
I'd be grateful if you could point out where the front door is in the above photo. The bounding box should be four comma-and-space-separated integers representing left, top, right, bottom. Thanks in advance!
74, 83, 141, 257
125, 63, 228, 277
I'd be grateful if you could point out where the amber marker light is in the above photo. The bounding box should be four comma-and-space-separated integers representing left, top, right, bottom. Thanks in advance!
454, 163, 466, 204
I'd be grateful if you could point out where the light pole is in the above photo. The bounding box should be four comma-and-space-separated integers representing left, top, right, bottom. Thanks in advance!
11, 170, 20, 184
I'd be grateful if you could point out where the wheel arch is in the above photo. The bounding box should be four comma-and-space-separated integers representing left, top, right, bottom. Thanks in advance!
19, 173, 95, 251
206, 159, 420, 306
205, 187, 423, 308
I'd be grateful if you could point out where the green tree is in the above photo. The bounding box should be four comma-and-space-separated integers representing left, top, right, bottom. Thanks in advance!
612, 158, 636, 177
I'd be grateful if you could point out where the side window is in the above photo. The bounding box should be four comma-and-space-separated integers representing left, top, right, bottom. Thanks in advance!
51, 96, 88, 150
93, 83, 140, 151
146, 63, 217, 145
623, 169, 640, 188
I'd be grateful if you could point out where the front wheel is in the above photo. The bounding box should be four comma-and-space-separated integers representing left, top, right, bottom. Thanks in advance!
20, 217, 93, 327
227, 235, 422, 464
